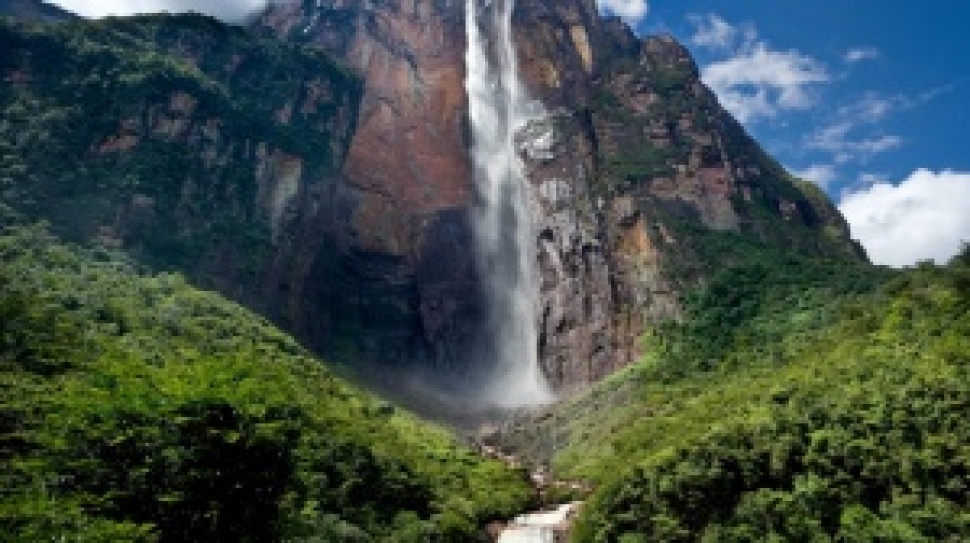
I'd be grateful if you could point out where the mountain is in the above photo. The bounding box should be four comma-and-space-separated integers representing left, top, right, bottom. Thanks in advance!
0, 14, 535, 540
255, 0, 864, 392
1, 2, 966, 541
1, 1, 863, 398
0, 0, 74, 22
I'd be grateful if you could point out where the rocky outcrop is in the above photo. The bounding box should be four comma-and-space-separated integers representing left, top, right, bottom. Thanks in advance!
254, 0, 863, 393
505, 1, 858, 390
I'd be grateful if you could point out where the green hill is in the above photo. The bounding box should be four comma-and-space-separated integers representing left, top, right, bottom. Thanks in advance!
498, 238, 969, 541
0, 226, 533, 541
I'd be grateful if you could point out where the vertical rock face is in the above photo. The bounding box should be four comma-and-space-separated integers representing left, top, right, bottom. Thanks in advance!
259, 0, 483, 373
257, 0, 864, 392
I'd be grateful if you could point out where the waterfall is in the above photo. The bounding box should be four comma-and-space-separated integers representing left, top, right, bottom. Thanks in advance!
465, 0, 552, 407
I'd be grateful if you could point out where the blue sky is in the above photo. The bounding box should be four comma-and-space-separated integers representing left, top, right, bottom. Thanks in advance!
50, 0, 970, 265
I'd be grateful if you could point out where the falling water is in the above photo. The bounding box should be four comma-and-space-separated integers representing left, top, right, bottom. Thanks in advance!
465, 0, 552, 407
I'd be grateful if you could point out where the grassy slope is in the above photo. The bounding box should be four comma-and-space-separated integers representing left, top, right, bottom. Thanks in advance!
0, 226, 533, 541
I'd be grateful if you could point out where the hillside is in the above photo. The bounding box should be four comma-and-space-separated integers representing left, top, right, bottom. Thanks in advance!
0, 225, 534, 541
492, 240, 969, 541
0, 13, 362, 356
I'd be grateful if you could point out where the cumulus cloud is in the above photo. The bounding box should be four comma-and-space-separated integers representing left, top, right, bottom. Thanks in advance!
839, 169, 970, 267
844, 47, 880, 64
791, 164, 838, 189
689, 15, 829, 123
596, 0, 649, 24
49, 0, 273, 21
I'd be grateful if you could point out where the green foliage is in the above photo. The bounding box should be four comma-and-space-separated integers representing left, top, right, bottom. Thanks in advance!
553, 250, 969, 541
651, 232, 892, 378
0, 226, 532, 541
0, 14, 361, 284
602, 143, 677, 186
494, 245, 968, 542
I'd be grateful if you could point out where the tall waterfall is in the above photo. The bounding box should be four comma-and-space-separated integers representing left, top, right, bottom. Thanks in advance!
465, 0, 551, 407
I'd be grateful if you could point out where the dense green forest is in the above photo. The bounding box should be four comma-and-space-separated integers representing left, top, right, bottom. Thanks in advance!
0, 226, 533, 541
499, 237, 969, 541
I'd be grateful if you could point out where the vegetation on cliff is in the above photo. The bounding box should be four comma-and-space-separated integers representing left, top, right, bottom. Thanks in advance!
0, 13, 360, 287
0, 226, 533, 541
500, 238, 968, 541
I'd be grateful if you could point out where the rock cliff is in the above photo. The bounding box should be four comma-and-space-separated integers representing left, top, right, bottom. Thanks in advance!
255, 0, 863, 392
1, 2, 863, 397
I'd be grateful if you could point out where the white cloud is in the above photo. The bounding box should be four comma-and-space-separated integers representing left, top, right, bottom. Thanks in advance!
838, 92, 907, 123
48, 0, 272, 21
702, 43, 829, 123
791, 164, 838, 189
596, 0, 648, 23
688, 13, 740, 50
839, 169, 970, 267
807, 121, 903, 163
55, 0, 652, 25
844, 47, 880, 63
691, 15, 829, 124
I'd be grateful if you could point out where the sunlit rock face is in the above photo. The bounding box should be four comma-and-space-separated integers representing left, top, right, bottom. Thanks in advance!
256, 0, 863, 397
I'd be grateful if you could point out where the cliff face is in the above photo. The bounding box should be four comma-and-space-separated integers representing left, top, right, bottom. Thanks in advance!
512, 4, 864, 389
0, 14, 362, 346
256, 0, 862, 391
259, 0, 489, 375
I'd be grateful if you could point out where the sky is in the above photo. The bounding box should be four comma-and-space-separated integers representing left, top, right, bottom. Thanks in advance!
48, 0, 970, 267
